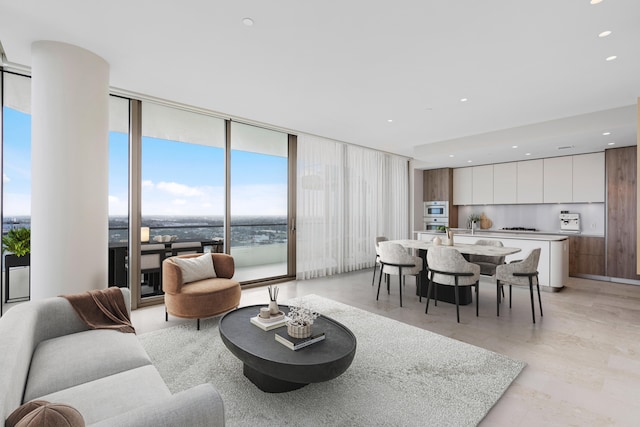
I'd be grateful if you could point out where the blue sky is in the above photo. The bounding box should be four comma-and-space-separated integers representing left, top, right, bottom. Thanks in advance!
3, 107, 288, 217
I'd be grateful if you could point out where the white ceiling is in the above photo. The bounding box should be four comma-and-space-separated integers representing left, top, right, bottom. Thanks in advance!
1, 0, 638, 169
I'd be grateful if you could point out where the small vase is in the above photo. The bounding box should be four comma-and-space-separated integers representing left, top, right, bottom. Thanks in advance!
433, 236, 442, 246
268, 300, 279, 315
287, 322, 311, 339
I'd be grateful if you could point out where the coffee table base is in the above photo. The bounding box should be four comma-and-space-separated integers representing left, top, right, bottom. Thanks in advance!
243, 364, 308, 393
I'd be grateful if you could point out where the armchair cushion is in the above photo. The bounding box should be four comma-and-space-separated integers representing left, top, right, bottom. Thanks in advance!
172, 253, 216, 284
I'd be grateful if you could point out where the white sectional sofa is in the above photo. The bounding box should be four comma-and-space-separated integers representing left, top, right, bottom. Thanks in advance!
0, 288, 225, 426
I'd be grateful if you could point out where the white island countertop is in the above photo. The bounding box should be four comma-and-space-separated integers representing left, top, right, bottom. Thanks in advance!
415, 230, 569, 241
414, 230, 569, 289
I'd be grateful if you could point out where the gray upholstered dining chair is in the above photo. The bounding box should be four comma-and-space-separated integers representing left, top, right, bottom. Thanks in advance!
495, 248, 542, 323
376, 242, 422, 307
468, 239, 505, 276
371, 236, 389, 286
425, 246, 481, 323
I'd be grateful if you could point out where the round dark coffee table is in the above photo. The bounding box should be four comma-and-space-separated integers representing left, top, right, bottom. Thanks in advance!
219, 304, 357, 393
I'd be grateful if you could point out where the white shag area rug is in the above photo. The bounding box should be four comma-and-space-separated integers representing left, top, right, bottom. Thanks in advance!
139, 295, 525, 427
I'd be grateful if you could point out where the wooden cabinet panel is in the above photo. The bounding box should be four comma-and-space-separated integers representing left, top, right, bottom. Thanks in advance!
569, 236, 605, 276
606, 146, 640, 280
423, 168, 451, 202
573, 152, 605, 202
493, 162, 517, 204
472, 165, 493, 205
543, 156, 572, 203
517, 159, 543, 203
453, 167, 472, 205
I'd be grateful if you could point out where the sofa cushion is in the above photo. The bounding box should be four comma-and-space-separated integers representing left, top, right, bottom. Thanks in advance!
36, 365, 171, 426
15, 403, 84, 427
172, 253, 216, 284
24, 329, 152, 402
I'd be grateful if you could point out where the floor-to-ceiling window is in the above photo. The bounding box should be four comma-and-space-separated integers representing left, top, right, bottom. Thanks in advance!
107, 96, 130, 288
229, 122, 289, 282
139, 102, 225, 301
1, 72, 32, 306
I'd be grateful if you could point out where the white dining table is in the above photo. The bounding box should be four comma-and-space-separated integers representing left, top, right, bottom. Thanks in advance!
386, 239, 522, 257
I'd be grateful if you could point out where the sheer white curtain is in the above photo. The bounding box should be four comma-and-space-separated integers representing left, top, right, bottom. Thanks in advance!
297, 134, 409, 280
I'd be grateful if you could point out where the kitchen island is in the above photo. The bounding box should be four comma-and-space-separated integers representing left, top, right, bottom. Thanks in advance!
415, 230, 569, 290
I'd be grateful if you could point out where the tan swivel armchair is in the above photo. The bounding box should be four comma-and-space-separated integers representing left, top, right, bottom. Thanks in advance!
162, 253, 241, 330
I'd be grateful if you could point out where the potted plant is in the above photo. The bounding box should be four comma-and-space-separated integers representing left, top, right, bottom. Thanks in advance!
286, 305, 319, 338
2, 227, 31, 278
2, 227, 31, 257
468, 213, 481, 229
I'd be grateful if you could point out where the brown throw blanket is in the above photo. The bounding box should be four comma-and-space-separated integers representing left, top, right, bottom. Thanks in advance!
63, 287, 135, 334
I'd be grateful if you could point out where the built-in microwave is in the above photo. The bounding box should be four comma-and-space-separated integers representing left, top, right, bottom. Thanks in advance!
424, 201, 448, 218
424, 217, 449, 232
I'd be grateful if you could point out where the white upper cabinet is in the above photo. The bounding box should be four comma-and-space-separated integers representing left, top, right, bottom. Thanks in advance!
472, 165, 493, 204
452, 153, 604, 205
517, 159, 544, 204
453, 167, 473, 205
543, 156, 572, 203
493, 162, 517, 204
572, 152, 605, 202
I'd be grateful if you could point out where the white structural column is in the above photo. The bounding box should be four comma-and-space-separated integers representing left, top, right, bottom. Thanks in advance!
31, 41, 110, 299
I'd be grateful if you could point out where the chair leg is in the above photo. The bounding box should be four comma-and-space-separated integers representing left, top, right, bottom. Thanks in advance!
425, 272, 434, 314
197, 318, 201, 330
371, 256, 378, 286
376, 264, 384, 301
528, 276, 536, 324
165, 309, 168, 322
475, 281, 479, 317
398, 267, 403, 308
496, 280, 501, 317
454, 278, 460, 323
536, 275, 543, 317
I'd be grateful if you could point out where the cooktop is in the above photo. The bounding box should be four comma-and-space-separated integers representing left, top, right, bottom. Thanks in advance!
500, 227, 538, 232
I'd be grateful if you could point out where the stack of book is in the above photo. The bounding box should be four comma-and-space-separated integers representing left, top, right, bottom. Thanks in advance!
250, 312, 287, 331
275, 330, 326, 351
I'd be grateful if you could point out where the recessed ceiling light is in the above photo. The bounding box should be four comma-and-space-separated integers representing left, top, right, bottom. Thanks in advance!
606, 55, 617, 61
602, 131, 611, 136
387, 119, 393, 123
607, 142, 615, 146
449, 154, 455, 158
467, 160, 473, 163
512, 145, 518, 149
242, 17, 254, 26
598, 30, 612, 38
590, 0, 603, 4
525, 153, 532, 156
460, 98, 468, 102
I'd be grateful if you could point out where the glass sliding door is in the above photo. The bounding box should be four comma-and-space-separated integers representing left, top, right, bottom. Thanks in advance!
140, 102, 225, 301
229, 122, 289, 282
1, 72, 32, 305
107, 96, 130, 288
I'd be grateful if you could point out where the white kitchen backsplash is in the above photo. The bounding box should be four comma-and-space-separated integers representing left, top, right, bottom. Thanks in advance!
457, 203, 605, 236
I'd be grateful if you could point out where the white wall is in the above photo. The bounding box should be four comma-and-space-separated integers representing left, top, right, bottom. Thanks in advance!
457, 203, 605, 235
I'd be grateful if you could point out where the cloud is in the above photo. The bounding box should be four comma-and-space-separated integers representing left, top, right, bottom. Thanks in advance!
3, 174, 10, 183
142, 180, 154, 189
172, 199, 187, 206
108, 195, 119, 204
157, 181, 204, 197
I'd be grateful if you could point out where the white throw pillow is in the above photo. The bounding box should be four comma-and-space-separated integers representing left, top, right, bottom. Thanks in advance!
172, 254, 216, 284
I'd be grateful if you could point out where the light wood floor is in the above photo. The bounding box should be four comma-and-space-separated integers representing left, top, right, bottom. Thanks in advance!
132, 270, 640, 426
